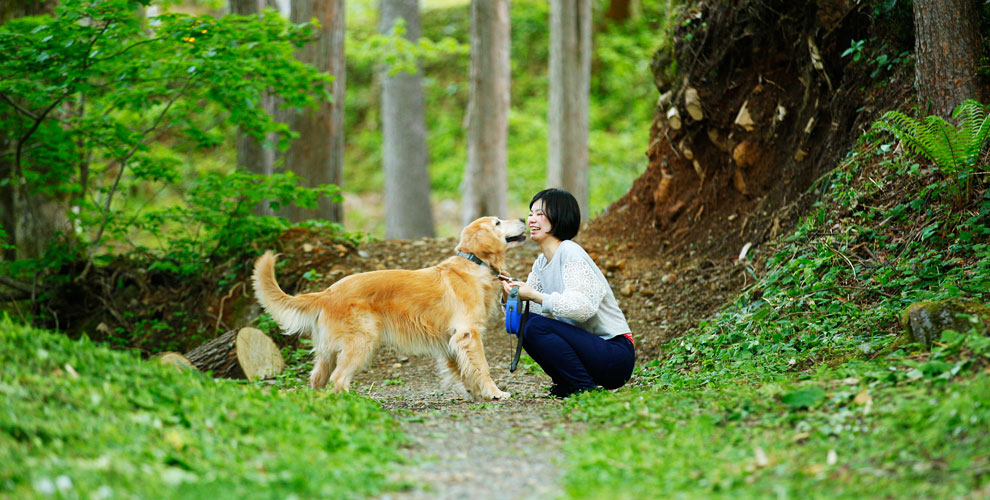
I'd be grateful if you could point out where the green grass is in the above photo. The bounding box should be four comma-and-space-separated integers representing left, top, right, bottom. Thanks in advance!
558, 131, 990, 498
563, 371, 989, 499
0, 318, 403, 499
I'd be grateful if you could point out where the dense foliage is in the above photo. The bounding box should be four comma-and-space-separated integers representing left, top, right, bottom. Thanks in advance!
0, 0, 341, 279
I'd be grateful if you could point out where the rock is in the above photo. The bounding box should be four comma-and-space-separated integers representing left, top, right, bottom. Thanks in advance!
901, 298, 990, 349
732, 169, 748, 195
732, 140, 760, 169
620, 283, 635, 297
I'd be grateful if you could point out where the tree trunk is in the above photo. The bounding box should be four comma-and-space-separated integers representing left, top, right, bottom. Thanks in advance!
913, 0, 982, 118
0, 0, 57, 24
548, 0, 592, 220
605, 0, 639, 24
183, 327, 286, 380
380, 0, 435, 239
283, 0, 345, 223
0, 0, 68, 262
462, 0, 510, 225
230, 0, 276, 216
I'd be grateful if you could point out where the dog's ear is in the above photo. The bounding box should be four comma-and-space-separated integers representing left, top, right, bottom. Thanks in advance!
455, 217, 506, 269
474, 221, 508, 270
454, 218, 484, 254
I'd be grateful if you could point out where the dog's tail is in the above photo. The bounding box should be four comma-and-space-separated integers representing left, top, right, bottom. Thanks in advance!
252, 251, 323, 337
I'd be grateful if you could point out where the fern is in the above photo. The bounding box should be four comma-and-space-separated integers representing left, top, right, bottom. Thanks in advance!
871, 99, 990, 205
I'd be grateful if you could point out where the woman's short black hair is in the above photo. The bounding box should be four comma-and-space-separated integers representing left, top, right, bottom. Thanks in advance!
529, 188, 581, 241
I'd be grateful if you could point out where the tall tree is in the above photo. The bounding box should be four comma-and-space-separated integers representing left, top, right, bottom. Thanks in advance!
284, 0, 345, 222
380, 0, 435, 238
547, 0, 591, 220
230, 0, 275, 216
461, 0, 510, 225
0, 0, 65, 261
913, 0, 982, 118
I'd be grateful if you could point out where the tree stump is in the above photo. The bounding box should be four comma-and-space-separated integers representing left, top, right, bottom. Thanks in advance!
184, 327, 286, 380
157, 352, 195, 372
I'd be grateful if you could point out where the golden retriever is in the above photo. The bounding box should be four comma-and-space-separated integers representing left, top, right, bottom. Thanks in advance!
253, 216, 526, 399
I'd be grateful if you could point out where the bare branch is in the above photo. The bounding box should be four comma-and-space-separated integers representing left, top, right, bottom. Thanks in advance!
0, 274, 34, 294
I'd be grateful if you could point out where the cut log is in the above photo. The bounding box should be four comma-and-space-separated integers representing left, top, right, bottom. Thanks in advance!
157, 352, 195, 372
184, 327, 286, 381
666, 106, 682, 130
684, 87, 703, 121
657, 90, 673, 109
706, 127, 731, 153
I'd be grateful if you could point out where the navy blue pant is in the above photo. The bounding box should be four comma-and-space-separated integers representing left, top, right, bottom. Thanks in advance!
520, 314, 635, 393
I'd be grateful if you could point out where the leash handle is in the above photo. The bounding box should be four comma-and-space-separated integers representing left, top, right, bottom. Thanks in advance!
505, 286, 522, 334
505, 286, 529, 373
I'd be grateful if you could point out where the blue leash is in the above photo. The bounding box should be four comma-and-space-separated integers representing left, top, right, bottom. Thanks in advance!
504, 286, 530, 372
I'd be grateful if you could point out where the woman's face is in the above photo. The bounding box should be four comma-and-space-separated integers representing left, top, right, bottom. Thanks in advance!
528, 200, 552, 243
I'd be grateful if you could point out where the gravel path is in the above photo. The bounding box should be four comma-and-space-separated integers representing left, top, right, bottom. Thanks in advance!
353, 316, 573, 500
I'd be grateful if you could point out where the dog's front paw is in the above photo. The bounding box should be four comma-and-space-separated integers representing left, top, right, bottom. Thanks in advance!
490, 390, 511, 400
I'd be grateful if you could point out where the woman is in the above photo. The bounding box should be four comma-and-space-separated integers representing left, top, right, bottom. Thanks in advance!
502, 188, 635, 398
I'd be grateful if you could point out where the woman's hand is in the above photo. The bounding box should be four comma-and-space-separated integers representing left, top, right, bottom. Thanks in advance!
501, 280, 542, 304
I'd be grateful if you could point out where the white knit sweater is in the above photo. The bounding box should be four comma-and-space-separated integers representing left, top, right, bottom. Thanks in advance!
526, 240, 631, 339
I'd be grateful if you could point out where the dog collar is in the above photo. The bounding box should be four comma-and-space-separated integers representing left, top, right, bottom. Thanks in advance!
456, 251, 500, 277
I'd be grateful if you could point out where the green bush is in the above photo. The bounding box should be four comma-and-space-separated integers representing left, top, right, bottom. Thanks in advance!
0, 0, 339, 276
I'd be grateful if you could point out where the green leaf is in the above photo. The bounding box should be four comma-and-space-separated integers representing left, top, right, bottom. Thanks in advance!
781, 386, 826, 409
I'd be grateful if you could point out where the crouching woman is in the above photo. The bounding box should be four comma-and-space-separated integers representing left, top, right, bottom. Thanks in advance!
502, 188, 635, 398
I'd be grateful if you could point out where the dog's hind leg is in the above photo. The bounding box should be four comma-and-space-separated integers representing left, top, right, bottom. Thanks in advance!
436, 356, 470, 397
327, 333, 376, 393
448, 329, 510, 400
310, 350, 338, 390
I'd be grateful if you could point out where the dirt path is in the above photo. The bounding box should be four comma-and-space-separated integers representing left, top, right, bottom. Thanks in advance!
353, 313, 572, 500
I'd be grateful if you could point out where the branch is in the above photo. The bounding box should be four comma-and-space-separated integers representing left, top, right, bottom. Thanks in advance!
93, 37, 164, 64
15, 97, 66, 177
0, 274, 33, 294
0, 92, 38, 120
89, 84, 187, 247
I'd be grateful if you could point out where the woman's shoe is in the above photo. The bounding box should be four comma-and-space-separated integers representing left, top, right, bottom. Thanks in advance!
548, 384, 571, 398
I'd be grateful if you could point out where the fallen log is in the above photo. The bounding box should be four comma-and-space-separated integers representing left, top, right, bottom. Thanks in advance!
184, 327, 286, 381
